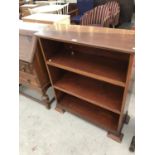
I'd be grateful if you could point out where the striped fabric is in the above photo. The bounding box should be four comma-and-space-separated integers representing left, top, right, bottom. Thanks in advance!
81, 4, 111, 27
105, 1, 120, 27
80, 0, 120, 27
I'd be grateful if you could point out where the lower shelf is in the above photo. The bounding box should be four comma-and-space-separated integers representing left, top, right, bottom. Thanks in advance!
53, 71, 123, 114
57, 94, 119, 132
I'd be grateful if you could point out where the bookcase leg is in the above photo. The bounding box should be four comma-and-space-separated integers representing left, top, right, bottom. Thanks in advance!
55, 106, 65, 114
124, 112, 130, 124
41, 93, 51, 109
107, 132, 124, 143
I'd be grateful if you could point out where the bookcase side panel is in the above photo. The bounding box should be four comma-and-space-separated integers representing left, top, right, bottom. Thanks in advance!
117, 53, 135, 132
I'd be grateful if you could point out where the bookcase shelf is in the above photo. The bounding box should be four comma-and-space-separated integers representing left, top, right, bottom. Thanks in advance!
47, 50, 128, 87
37, 24, 135, 142
53, 70, 123, 114
57, 93, 119, 132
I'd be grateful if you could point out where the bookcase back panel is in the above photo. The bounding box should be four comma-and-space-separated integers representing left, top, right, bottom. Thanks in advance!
64, 43, 130, 62
40, 38, 130, 62
40, 38, 65, 61
48, 66, 65, 84
55, 89, 65, 102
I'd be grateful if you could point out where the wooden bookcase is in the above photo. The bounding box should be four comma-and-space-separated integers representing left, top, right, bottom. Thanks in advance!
36, 24, 135, 142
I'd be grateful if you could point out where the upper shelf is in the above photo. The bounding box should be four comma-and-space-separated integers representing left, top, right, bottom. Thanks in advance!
35, 24, 135, 53
47, 51, 128, 87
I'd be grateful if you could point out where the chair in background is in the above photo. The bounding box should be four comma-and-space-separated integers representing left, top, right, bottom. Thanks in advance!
34, 1, 50, 5
57, 2, 69, 14
80, 4, 111, 27
105, 0, 120, 27
71, 0, 94, 24
62, 2, 69, 14
28, 2, 69, 15
48, 0, 67, 5
48, 1, 59, 5
80, 0, 120, 28
56, 0, 67, 5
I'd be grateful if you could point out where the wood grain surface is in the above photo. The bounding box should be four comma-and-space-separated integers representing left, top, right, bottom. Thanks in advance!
35, 24, 135, 53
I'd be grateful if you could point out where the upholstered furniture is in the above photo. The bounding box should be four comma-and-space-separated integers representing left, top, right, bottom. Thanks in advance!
71, 0, 94, 24
81, 1, 120, 27
94, 0, 134, 23
80, 4, 111, 27
105, 0, 120, 27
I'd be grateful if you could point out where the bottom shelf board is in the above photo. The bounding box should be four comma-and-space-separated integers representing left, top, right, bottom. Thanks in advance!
57, 94, 119, 132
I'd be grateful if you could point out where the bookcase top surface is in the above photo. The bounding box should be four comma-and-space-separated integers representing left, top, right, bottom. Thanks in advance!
35, 24, 135, 53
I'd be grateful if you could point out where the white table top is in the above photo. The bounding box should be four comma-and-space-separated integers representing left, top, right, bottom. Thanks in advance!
20, 4, 40, 9
29, 4, 63, 13
19, 20, 49, 33
22, 13, 70, 24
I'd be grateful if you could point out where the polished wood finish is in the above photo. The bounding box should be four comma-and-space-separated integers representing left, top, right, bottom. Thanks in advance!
37, 24, 135, 142
116, 54, 134, 132
36, 24, 135, 53
19, 21, 53, 108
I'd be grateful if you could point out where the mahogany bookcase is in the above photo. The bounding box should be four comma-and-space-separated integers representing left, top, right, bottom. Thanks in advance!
35, 24, 135, 142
